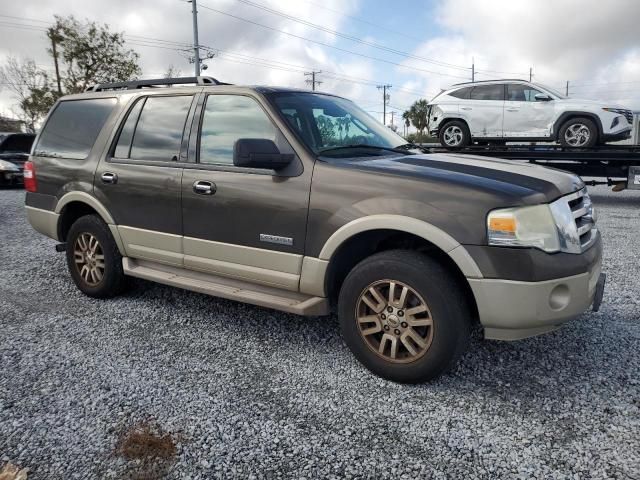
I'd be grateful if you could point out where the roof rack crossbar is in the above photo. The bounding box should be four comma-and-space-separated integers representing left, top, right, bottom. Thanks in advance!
86, 76, 231, 92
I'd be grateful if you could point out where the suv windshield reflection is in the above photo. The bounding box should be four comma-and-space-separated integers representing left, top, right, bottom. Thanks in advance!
269, 92, 409, 156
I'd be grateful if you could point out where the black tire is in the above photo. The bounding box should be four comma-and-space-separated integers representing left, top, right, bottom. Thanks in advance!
558, 117, 598, 148
65, 214, 126, 298
438, 120, 471, 149
338, 250, 471, 383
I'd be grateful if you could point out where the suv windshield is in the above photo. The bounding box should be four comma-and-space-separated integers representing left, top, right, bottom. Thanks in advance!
270, 92, 410, 156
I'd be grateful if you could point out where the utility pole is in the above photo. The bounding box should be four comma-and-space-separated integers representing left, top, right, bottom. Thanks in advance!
566, 80, 569, 96
377, 84, 391, 125
47, 26, 63, 95
471, 57, 475, 82
190, 0, 201, 76
304, 70, 322, 91
529, 67, 533, 82
390, 111, 395, 128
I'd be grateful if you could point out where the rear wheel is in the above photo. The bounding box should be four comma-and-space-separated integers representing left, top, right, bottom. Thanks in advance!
439, 120, 471, 149
558, 117, 598, 147
338, 250, 471, 383
65, 214, 126, 298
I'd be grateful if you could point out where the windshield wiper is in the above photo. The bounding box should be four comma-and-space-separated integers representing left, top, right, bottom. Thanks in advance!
318, 144, 414, 155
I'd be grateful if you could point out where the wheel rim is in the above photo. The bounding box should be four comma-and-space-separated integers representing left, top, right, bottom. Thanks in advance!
73, 232, 105, 286
355, 280, 434, 364
564, 123, 591, 147
443, 125, 463, 146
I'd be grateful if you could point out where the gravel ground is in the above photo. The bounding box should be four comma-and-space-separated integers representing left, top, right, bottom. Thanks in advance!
1, 186, 639, 479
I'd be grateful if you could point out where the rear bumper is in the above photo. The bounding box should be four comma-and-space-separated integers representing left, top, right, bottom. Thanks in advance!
25, 206, 60, 241
469, 253, 603, 341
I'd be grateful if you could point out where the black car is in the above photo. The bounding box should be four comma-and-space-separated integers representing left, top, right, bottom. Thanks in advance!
0, 133, 36, 186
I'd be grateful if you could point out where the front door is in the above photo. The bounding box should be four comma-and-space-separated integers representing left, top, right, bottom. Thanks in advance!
94, 93, 196, 266
465, 84, 505, 138
181, 93, 312, 291
503, 84, 555, 138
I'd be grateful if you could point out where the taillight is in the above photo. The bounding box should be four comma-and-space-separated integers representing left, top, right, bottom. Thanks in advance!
23, 160, 37, 192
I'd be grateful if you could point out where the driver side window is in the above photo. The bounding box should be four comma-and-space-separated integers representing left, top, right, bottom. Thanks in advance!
507, 84, 543, 102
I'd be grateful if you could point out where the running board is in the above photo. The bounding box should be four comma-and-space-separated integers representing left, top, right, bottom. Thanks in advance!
122, 258, 330, 316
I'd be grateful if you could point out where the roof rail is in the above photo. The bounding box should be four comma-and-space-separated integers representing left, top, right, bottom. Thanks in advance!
450, 78, 529, 87
86, 76, 231, 92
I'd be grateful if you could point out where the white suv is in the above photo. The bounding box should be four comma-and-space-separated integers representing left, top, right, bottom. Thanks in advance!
428, 80, 633, 148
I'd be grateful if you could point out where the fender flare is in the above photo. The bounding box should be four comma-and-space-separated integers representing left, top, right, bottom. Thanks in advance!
318, 214, 483, 279
553, 111, 603, 140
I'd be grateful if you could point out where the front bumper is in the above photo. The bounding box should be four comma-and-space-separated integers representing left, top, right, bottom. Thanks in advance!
467, 242, 604, 341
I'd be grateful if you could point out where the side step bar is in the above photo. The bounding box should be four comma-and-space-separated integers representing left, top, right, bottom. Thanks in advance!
122, 258, 330, 316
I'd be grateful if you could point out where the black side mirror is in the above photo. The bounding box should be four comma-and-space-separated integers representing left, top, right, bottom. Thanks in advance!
534, 93, 552, 102
233, 139, 294, 170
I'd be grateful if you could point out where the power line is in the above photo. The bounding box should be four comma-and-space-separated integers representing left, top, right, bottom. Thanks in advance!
304, 70, 322, 91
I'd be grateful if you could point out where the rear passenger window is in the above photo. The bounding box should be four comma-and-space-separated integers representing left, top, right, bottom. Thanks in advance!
117, 95, 193, 162
199, 95, 279, 166
36, 98, 116, 160
469, 85, 505, 101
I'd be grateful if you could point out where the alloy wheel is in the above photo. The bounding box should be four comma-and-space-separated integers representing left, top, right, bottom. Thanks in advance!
355, 280, 434, 363
443, 125, 463, 146
73, 232, 105, 286
564, 123, 591, 147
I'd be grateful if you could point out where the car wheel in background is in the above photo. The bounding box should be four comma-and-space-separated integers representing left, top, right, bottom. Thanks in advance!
338, 250, 471, 383
65, 214, 127, 298
439, 120, 471, 149
559, 117, 598, 148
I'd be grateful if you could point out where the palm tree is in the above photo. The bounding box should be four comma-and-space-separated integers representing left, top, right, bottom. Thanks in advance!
408, 99, 429, 140
402, 110, 411, 137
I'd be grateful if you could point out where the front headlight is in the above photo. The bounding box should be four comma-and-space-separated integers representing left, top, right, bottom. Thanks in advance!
487, 204, 561, 252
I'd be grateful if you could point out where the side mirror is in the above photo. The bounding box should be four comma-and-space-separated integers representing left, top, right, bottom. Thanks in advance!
233, 139, 294, 170
534, 93, 552, 102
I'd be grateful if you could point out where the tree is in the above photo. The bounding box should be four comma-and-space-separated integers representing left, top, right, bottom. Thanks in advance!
402, 110, 411, 137
316, 115, 337, 145
0, 57, 58, 132
164, 64, 182, 79
52, 15, 141, 93
407, 99, 430, 138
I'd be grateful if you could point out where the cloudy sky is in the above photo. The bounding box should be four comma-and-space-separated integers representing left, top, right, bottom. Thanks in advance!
1, 0, 639, 125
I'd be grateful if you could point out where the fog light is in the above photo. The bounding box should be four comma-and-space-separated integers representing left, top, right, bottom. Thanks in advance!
549, 284, 570, 311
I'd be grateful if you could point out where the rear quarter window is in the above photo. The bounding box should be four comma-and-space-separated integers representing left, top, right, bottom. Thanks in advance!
36, 98, 117, 160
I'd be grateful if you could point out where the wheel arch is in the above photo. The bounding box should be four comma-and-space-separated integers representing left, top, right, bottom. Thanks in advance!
308, 215, 482, 317
553, 111, 603, 141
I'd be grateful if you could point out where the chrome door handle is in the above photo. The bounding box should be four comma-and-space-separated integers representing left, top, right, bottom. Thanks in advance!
101, 172, 118, 184
461, 107, 472, 111
193, 180, 216, 195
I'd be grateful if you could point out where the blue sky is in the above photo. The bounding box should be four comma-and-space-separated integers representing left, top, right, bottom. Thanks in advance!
1, 0, 639, 123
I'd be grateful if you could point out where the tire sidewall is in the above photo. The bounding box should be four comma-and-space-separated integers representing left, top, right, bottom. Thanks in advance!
338, 252, 468, 383
65, 215, 123, 298
559, 117, 598, 147
439, 120, 471, 149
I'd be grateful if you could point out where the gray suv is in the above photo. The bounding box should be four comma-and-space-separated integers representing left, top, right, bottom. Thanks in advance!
24, 76, 605, 383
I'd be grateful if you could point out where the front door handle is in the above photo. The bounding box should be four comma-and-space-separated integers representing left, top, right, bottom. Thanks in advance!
461, 107, 472, 111
101, 172, 118, 184
193, 180, 216, 195
506, 108, 519, 112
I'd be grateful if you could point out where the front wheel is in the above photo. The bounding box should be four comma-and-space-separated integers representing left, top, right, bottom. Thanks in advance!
439, 120, 471, 149
558, 117, 598, 147
65, 214, 127, 298
338, 250, 471, 383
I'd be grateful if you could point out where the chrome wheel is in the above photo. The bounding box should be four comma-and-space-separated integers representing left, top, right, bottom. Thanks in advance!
564, 123, 591, 147
73, 233, 105, 286
356, 280, 434, 364
442, 125, 464, 146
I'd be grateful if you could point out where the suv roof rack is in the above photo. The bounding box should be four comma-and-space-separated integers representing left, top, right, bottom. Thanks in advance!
86, 76, 232, 92
450, 78, 529, 87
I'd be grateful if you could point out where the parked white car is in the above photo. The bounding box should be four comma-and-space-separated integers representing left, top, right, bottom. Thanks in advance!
428, 80, 633, 148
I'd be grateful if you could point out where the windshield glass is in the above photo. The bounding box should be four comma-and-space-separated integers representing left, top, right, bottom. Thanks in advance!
269, 92, 408, 156
535, 83, 568, 99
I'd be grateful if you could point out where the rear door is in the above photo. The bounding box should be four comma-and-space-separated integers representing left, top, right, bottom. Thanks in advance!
93, 93, 196, 266
181, 92, 312, 291
466, 84, 505, 138
503, 83, 555, 138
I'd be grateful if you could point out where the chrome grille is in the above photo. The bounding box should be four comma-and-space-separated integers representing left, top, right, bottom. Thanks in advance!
567, 188, 597, 251
623, 110, 633, 124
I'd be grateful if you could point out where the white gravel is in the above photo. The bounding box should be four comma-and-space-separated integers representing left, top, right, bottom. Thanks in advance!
1, 186, 639, 479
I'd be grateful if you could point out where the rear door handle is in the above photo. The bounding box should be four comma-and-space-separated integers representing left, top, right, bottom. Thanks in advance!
101, 172, 118, 184
193, 180, 216, 195
506, 108, 519, 112
461, 107, 472, 111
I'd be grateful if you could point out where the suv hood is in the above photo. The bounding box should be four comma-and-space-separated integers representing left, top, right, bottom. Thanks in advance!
558, 98, 629, 109
335, 153, 584, 204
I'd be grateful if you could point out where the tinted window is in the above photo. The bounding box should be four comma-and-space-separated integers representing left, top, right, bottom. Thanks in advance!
36, 98, 116, 159
199, 95, 278, 165
114, 98, 144, 158
469, 84, 504, 101
507, 84, 543, 102
129, 95, 193, 161
449, 87, 472, 99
